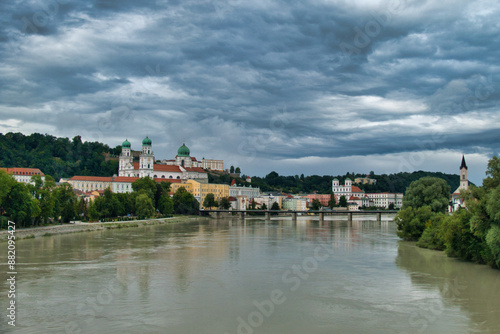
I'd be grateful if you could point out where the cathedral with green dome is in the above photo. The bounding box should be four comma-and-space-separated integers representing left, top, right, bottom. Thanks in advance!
118, 137, 222, 181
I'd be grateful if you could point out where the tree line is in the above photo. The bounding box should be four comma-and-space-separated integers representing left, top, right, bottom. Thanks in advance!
226, 170, 462, 195
0, 132, 120, 181
395, 156, 500, 269
0, 172, 200, 229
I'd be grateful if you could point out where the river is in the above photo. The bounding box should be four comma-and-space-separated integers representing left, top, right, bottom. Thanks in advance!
2, 217, 500, 334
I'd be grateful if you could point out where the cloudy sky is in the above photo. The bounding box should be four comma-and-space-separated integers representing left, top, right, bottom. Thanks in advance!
1, 0, 499, 185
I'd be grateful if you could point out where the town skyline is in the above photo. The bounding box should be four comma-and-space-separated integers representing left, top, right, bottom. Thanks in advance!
0, 130, 487, 190
1, 1, 498, 186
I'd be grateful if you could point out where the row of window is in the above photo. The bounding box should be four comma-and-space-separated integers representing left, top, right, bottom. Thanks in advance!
14, 171, 41, 175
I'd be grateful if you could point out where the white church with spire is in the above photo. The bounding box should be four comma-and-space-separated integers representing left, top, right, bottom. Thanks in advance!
450, 155, 469, 212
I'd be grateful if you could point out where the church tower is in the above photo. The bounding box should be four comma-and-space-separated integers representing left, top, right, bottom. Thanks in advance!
119, 139, 134, 176
139, 136, 154, 177
176, 142, 192, 167
459, 155, 469, 190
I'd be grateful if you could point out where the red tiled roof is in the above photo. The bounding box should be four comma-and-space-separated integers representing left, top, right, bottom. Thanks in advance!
69, 176, 113, 182
351, 186, 364, 193
113, 176, 182, 184
154, 164, 183, 172
131, 162, 183, 172
231, 179, 236, 186
0, 167, 45, 176
191, 157, 197, 161
349, 196, 360, 200
112, 176, 140, 183
228, 196, 237, 201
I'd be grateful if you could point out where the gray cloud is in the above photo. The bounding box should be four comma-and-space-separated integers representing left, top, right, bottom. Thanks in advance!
1, 0, 499, 185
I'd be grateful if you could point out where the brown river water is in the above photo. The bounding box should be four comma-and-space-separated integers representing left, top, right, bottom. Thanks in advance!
1, 216, 500, 334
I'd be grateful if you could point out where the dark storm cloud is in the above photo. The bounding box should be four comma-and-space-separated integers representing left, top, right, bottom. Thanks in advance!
0, 0, 499, 184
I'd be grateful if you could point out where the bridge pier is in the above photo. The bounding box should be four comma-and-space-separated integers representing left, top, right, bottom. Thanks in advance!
265, 212, 271, 221
239, 211, 245, 221
216, 211, 221, 220
377, 212, 382, 223
319, 212, 324, 223
292, 212, 297, 222
348, 212, 352, 224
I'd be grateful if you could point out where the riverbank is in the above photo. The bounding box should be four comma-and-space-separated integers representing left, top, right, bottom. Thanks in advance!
0, 216, 200, 241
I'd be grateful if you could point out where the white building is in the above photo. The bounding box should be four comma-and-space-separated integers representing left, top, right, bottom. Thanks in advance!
365, 193, 403, 209
229, 185, 260, 199
333, 177, 403, 209
201, 159, 224, 171
67, 175, 182, 194
229, 185, 261, 210
67, 176, 113, 192
0, 167, 45, 185
332, 178, 365, 200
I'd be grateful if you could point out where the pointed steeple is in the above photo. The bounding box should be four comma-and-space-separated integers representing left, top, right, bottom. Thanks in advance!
460, 155, 468, 170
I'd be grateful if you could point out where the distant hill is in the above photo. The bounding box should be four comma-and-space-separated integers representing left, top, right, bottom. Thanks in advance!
0, 132, 121, 181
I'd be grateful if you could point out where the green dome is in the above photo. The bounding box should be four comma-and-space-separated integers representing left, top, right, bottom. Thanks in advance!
142, 136, 152, 146
177, 143, 190, 157
122, 139, 131, 148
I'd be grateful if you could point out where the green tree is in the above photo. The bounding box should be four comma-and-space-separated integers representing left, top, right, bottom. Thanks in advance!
0, 170, 16, 214
132, 177, 156, 200
87, 200, 100, 221
328, 191, 336, 209
158, 194, 174, 215
219, 197, 231, 210
388, 203, 395, 210
261, 203, 267, 210
53, 183, 76, 223
402, 177, 450, 213
339, 195, 347, 208
230, 166, 235, 173
395, 206, 435, 241
235, 167, 241, 173
483, 156, 500, 190
155, 181, 172, 209
270, 202, 280, 211
416, 212, 447, 250
2, 181, 40, 227
441, 208, 486, 263
203, 193, 217, 209
101, 188, 122, 218
135, 192, 155, 219
311, 199, 322, 211
173, 187, 199, 214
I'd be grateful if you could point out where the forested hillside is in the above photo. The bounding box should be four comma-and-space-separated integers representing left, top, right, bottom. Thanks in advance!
0, 132, 120, 181
243, 171, 462, 195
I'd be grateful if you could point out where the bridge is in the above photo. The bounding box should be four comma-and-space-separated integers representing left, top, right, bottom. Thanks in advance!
199, 209, 398, 223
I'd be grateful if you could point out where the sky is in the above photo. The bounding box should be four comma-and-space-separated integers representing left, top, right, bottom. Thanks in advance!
1, 0, 499, 185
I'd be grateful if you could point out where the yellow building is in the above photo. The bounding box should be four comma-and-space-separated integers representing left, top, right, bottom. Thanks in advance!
170, 180, 229, 209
